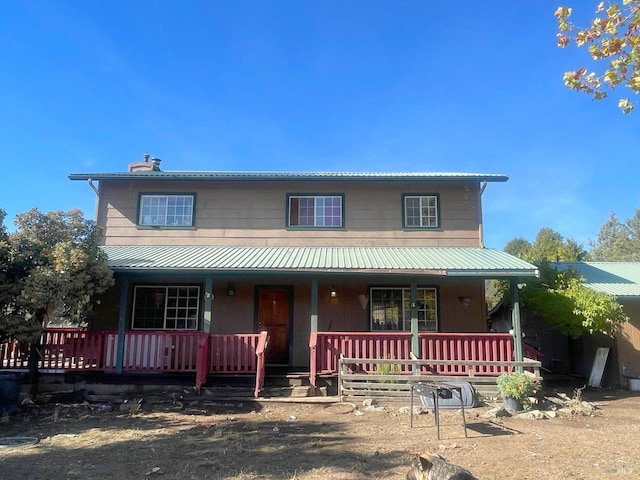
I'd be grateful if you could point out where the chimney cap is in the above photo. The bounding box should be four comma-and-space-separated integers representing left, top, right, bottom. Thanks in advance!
143, 152, 150, 162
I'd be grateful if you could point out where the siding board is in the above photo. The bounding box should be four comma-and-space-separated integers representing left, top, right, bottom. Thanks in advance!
98, 180, 482, 247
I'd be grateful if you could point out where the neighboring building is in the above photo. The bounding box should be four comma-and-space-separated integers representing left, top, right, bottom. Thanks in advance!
556, 262, 640, 388
9, 154, 538, 392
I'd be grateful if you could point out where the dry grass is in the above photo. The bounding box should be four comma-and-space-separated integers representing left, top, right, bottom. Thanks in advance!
0, 386, 639, 479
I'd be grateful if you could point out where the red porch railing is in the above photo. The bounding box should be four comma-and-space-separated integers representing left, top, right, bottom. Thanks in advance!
309, 331, 539, 387
119, 331, 203, 372
44, 328, 115, 370
419, 333, 515, 376
0, 340, 30, 369
2, 329, 270, 398
254, 331, 269, 398
310, 331, 413, 387
208, 333, 263, 373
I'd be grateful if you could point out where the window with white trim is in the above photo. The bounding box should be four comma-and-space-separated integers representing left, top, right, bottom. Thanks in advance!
288, 195, 343, 227
139, 194, 194, 227
132, 286, 200, 330
370, 287, 437, 332
403, 195, 439, 228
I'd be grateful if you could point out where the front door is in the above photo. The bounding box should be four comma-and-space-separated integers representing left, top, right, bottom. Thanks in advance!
256, 286, 291, 364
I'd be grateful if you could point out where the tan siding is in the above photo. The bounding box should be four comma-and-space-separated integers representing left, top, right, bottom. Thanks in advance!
617, 301, 640, 381
98, 180, 482, 247
438, 279, 487, 332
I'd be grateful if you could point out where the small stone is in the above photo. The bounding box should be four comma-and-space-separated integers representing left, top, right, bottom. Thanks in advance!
398, 405, 424, 415
364, 405, 386, 412
362, 399, 376, 407
516, 410, 545, 420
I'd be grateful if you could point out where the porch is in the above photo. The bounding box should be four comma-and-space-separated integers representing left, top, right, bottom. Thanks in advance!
1, 328, 542, 397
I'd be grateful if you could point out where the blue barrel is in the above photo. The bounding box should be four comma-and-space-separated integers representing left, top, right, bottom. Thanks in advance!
0, 372, 24, 415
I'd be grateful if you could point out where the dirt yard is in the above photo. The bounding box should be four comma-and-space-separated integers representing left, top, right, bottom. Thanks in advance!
1, 382, 638, 479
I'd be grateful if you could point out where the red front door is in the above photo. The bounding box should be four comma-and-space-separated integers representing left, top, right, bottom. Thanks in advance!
257, 287, 291, 364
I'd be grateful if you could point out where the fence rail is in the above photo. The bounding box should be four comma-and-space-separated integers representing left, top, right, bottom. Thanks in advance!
338, 355, 542, 400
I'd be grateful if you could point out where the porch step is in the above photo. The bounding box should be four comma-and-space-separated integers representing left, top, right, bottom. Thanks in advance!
262, 385, 325, 398
264, 372, 312, 388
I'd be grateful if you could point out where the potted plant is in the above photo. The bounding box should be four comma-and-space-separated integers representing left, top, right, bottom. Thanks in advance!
496, 371, 539, 412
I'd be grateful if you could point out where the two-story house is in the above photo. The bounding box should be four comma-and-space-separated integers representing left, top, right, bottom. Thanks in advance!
61, 155, 539, 395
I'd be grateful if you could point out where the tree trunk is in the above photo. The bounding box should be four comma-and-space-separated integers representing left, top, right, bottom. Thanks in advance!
26, 339, 41, 396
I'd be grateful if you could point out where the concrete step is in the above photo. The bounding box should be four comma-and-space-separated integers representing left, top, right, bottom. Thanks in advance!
264, 372, 312, 388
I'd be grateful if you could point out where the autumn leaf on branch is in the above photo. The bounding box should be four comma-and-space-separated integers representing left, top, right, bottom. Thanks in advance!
555, 1, 640, 113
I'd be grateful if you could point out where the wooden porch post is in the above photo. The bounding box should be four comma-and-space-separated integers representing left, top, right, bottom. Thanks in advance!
115, 277, 128, 374
310, 278, 318, 333
511, 279, 524, 371
195, 277, 214, 394
203, 277, 213, 333
410, 279, 419, 360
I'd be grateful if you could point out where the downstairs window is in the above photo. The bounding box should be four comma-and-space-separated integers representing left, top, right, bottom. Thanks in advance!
370, 287, 437, 332
132, 286, 200, 330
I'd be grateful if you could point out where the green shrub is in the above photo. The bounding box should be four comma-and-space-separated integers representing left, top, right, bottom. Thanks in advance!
496, 372, 539, 400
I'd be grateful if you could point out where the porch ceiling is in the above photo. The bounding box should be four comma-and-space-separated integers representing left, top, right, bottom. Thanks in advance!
101, 245, 538, 278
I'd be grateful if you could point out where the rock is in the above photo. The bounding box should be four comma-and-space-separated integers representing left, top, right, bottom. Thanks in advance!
144, 466, 162, 476
481, 406, 511, 418
399, 405, 425, 415
516, 410, 545, 420
362, 399, 377, 407
364, 405, 386, 412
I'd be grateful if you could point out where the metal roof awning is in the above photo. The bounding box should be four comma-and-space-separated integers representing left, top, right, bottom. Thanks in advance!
555, 262, 640, 297
101, 245, 538, 278
69, 171, 509, 182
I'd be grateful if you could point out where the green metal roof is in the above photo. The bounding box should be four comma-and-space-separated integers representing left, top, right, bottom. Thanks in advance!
101, 245, 538, 277
70, 171, 508, 182
556, 262, 640, 297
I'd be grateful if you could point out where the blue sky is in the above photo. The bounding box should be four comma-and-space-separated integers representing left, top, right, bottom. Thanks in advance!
1, 0, 638, 250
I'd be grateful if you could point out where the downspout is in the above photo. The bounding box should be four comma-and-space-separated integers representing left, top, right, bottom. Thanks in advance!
478, 181, 487, 248
87, 178, 100, 222
310, 278, 318, 333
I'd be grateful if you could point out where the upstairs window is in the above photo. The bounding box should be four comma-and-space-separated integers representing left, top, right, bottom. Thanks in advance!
370, 287, 438, 332
288, 195, 343, 228
139, 194, 194, 227
403, 194, 439, 228
132, 285, 200, 330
